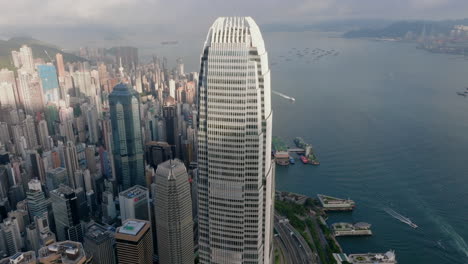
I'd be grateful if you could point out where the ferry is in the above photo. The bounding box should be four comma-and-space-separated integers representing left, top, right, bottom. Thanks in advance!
300, 155, 309, 164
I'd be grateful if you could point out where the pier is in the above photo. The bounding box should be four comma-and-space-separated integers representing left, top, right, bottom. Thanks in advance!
332, 222, 373, 237
318, 194, 356, 211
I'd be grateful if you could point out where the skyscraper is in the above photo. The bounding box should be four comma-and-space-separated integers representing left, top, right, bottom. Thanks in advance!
115, 219, 153, 264
19, 45, 34, 73
55, 53, 66, 78
26, 179, 50, 219
118, 185, 150, 222
197, 17, 275, 263
109, 83, 145, 190
50, 185, 83, 242
154, 159, 193, 264
145, 141, 173, 169
83, 222, 116, 264
37, 64, 60, 105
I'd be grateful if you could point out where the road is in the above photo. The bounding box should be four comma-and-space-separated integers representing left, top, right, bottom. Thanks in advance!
274, 213, 316, 264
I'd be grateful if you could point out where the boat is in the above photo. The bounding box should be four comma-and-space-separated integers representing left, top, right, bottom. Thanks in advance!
384, 208, 418, 228
289, 157, 295, 164
457, 92, 467, 97
300, 155, 309, 164
310, 160, 320, 166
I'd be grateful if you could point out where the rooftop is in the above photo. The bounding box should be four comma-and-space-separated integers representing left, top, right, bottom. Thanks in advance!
38, 241, 88, 264
119, 185, 147, 199
118, 220, 145, 236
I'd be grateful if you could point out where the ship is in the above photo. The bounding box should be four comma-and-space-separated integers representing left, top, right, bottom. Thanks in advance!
289, 157, 295, 164
300, 155, 309, 164
456, 92, 467, 97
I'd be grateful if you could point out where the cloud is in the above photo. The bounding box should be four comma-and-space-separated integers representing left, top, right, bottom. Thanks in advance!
0, 0, 467, 27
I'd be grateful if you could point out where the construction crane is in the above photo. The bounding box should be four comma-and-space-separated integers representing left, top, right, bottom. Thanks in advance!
43, 50, 54, 63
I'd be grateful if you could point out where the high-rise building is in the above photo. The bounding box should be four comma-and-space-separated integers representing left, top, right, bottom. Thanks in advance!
145, 141, 172, 169
115, 219, 152, 264
19, 45, 34, 73
46, 167, 69, 191
37, 64, 60, 105
55, 53, 66, 78
50, 185, 83, 242
109, 83, 144, 190
118, 185, 149, 222
197, 17, 275, 263
154, 159, 193, 264
0, 81, 16, 109
83, 222, 116, 264
62, 141, 80, 188
0, 217, 23, 255
38, 120, 51, 151
26, 179, 50, 219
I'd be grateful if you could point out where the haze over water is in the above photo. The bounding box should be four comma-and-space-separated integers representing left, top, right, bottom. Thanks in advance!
153, 30, 468, 264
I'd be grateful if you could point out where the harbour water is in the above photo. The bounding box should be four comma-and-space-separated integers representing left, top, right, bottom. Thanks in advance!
151, 30, 468, 264
269, 31, 468, 264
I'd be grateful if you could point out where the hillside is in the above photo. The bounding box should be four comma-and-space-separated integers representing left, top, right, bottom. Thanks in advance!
344, 19, 468, 39
0, 36, 85, 70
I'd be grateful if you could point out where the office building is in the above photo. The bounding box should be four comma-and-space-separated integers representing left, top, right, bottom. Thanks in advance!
154, 159, 193, 264
115, 219, 152, 264
118, 185, 149, 222
50, 185, 83, 242
46, 167, 69, 191
145, 141, 172, 169
109, 83, 144, 190
83, 222, 115, 264
197, 17, 275, 263
26, 179, 50, 219
0, 217, 23, 255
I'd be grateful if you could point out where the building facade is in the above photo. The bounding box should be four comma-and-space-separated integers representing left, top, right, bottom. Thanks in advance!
118, 185, 150, 222
109, 83, 145, 190
115, 219, 153, 264
154, 159, 193, 264
197, 17, 275, 263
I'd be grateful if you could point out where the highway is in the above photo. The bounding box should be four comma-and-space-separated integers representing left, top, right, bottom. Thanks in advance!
274, 213, 316, 264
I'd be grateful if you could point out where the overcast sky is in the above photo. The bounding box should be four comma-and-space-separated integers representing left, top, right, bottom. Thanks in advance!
1, 0, 467, 51
2, 0, 468, 27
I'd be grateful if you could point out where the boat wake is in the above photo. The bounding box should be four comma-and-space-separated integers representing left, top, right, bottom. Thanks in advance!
384, 208, 418, 228
272, 90, 295, 102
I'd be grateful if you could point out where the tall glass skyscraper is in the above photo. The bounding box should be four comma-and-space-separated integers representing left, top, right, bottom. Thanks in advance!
109, 83, 145, 190
197, 17, 275, 263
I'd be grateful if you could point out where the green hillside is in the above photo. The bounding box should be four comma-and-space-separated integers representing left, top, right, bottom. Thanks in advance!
0, 36, 85, 70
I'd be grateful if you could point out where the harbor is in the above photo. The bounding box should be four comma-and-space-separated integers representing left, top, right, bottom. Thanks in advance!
274, 191, 400, 264
272, 136, 318, 166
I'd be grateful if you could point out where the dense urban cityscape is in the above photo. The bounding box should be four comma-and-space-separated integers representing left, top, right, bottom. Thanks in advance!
0, 17, 289, 264
2, 6, 468, 263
